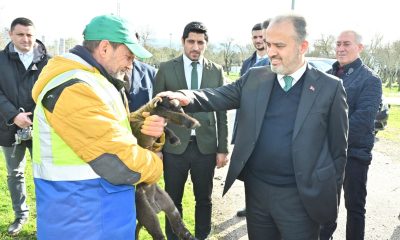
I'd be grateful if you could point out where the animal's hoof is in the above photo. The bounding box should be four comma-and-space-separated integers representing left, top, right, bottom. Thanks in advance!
183, 119, 200, 129
181, 232, 197, 240
169, 137, 181, 146
190, 120, 201, 129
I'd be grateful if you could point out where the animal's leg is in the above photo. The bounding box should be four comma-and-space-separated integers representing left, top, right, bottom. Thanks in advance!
135, 222, 143, 240
164, 127, 180, 145
153, 108, 200, 129
136, 186, 165, 240
153, 185, 197, 240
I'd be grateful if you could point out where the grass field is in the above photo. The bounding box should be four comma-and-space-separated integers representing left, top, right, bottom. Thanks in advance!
0, 153, 195, 239
383, 84, 400, 97
225, 72, 239, 83
376, 104, 400, 142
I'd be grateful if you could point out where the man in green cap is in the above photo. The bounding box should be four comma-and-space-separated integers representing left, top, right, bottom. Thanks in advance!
31, 14, 165, 239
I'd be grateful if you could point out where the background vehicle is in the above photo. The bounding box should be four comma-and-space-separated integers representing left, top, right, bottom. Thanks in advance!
374, 97, 390, 135
307, 57, 336, 72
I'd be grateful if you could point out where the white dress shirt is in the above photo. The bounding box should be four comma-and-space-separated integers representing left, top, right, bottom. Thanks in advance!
15, 48, 34, 70
183, 54, 203, 89
277, 61, 307, 90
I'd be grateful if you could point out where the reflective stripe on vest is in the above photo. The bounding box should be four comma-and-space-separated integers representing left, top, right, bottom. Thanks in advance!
32, 68, 131, 181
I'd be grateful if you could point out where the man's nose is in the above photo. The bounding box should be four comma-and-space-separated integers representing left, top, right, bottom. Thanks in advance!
126, 63, 133, 71
192, 42, 200, 50
267, 46, 276, 56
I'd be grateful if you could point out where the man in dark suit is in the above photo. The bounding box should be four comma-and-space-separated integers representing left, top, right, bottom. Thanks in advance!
240, 22, 269, 77
158, 13, 348, 239
233, 21, 270, 146
124, 32, 157, 112
235, 19, 271, 217
153, 21, 229, 240
125, 60, 156, 111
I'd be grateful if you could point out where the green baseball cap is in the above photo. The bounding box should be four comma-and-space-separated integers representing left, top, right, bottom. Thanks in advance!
83, 14, 152, 59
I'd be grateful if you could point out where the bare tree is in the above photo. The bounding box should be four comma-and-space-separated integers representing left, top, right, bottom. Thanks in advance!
64, 38, 79, 52
0, 27, 9, 49
137, 26, 153, 48
308, 34, 335, 58
205, 43, 222, 65
361, 34, 384, 71
391, 41, 400, 90
220, 38, 236, 75
0, 34, 4, 49
236, 43, 253, 66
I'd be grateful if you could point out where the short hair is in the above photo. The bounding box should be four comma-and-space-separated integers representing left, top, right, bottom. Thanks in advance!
269, 14, 307, 43
261, 19, 271, 29
340, 30, 363, 44
182, 21, 208, 42
10, 17, 34, 31
252, 23, 262, 32
83, 40, 123, 53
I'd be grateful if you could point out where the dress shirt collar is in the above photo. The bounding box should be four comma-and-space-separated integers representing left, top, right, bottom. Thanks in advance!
277, 61, 307, 88
256, 54, 267, 62
15, 47, 34, 70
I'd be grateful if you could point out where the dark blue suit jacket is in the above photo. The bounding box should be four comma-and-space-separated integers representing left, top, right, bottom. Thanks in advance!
126, 61, 157, 111
329, 58, 382, 162
232, 54, 269, 143
240, 51, 257, 76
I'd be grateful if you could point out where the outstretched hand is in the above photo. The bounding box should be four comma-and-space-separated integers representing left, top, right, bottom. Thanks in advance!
156, 91, 190, 106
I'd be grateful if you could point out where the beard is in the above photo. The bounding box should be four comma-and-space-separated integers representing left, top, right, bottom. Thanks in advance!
270, 48, 302, 75
109, 70, 127, 81
270, 64, 285, 75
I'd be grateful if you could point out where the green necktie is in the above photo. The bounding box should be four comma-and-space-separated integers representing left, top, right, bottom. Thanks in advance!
191, 62, 198, 89
283, 75, 293, 92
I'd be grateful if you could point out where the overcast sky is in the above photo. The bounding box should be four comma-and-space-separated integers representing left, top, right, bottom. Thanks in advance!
0, 0, 398, 47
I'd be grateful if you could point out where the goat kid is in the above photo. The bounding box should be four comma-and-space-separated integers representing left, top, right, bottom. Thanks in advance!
130, 96, 200, 240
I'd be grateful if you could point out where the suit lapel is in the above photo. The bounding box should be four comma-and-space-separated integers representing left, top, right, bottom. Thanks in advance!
255, 71, 275, 136
200, 58, 212, 88
173, 56, 188, 89
293, 67, 321, 140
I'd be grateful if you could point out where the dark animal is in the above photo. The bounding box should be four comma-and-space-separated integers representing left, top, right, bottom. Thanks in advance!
130, 96, 200, 240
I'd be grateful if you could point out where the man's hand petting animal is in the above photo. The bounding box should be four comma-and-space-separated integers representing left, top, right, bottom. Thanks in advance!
156, 91, 191, 106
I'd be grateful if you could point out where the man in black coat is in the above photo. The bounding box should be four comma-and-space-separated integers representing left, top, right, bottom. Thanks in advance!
0, 17, 49, 236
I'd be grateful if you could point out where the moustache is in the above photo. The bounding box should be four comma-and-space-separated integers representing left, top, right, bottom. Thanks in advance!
270, 56, 282, 60
191, 50, 201, 55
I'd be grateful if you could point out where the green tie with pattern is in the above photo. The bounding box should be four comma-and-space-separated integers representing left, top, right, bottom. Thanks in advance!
283, 75, 293, 92
191, 62, 198, 89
